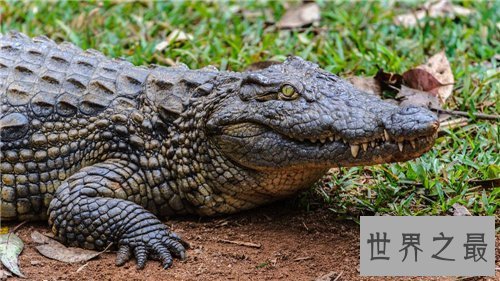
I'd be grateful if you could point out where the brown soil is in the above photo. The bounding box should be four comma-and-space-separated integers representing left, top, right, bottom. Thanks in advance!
3, 202, 499, 281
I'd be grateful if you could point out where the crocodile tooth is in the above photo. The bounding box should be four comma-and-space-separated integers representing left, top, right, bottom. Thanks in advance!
362, 142, 368, 152
343, 139, 347, 144
350, 144, 360, 158
320, 137, 326, 143
328, 136, 334, 142
398, 142, 404, 152
311, 138, 317, 143
384, 130, 390, 142
410, 140, 416, 149
371, 141, 376, 148
335, 135, 342, 141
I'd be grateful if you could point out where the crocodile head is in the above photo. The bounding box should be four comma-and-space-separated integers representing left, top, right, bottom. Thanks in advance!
206, 56, 439, 171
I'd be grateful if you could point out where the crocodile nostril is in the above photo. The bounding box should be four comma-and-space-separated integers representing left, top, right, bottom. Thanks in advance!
399, 106, 422, 115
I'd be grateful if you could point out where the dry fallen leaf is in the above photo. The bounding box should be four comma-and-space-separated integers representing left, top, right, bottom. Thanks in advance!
374, 69, 404, 92
397, 85, 440, 109
403, 51, 454, 104
0, 232, 24, 278
31, 231, 107, 264
155, 29, 193, 52
452, 203, 471, 216
394, 0, 474, 27
276, 3, 320, 29
403, 68, 443, 92
347, 76, 382, 96
415, 51, 454, 103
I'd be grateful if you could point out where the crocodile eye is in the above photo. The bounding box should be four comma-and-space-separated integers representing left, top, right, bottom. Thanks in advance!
279, 84, 299, 101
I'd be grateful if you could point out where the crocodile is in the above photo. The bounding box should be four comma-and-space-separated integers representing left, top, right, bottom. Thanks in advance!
0, 32, 438, 269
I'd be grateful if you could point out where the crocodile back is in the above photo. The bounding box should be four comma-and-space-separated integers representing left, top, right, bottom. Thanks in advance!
0, 32, 149, 123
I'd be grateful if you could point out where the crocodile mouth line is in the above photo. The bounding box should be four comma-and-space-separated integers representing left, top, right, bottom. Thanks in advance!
294, 131, 436, 158
222, 122, 437, 158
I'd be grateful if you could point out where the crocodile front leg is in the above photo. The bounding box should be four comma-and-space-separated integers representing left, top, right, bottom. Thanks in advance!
47, 159, 186, 269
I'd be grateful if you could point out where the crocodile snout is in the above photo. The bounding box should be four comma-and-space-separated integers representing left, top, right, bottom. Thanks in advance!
383, 106, 439, 141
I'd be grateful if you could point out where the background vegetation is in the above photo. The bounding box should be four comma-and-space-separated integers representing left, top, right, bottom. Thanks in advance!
1, 1, 498, 226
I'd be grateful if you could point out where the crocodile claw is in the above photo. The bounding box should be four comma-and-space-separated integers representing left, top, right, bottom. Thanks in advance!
116, 228, 187, 269
115, 245, 132, 266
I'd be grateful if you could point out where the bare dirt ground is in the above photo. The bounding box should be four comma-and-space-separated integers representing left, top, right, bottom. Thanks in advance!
4, 201, 499, 281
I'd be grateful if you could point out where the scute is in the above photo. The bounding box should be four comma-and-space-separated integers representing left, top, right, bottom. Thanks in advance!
56, 93, 80, 116
6, 81, 32, 106
80, 93, 111, 115
89, 80, 115, 96
65, 75, 89, 93
30, 91, 58, 117
0, 112, 29, 141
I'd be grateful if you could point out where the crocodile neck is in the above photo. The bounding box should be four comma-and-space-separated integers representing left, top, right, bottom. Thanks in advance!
138, 73, 328, 215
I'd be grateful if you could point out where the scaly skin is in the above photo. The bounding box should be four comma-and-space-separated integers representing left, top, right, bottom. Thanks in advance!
0, 32, 438, 269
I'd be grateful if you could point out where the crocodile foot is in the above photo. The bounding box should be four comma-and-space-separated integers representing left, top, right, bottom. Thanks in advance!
116, 222, 187, 269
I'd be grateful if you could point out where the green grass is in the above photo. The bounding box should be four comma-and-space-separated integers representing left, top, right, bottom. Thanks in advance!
1, 1, 498, 224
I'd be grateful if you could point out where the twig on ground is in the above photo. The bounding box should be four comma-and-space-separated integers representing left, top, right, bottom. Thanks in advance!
11, 221, 27, 233
315, 271, 340, 281
217, 239, 261, 249
399, 178, 498, 190
76, 263, 88, 273
333, 271, 343, 281
102, 242, 113, 253
215, 219, 229, 227
293, 256, 312, 262
398, 180, 423, 186
439, 117, 469, 130
431, 107, 500, 121
466, 178, 500, 189
302, 221, 310, 231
